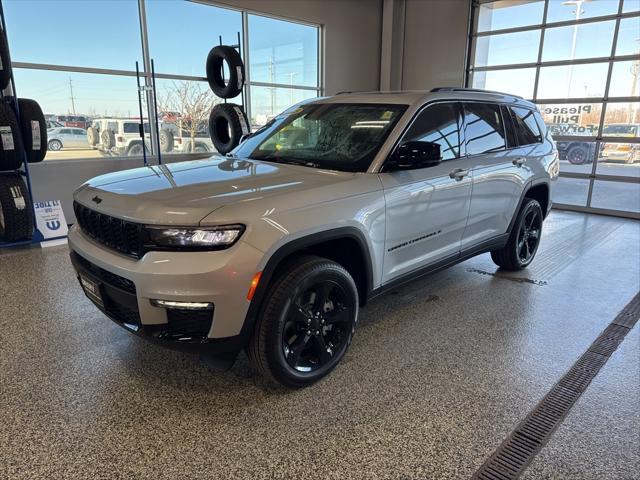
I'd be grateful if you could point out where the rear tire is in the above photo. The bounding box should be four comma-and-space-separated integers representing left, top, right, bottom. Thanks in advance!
246, 255, 358, 388
491, 198, 543, 271
567, 145, 588, 165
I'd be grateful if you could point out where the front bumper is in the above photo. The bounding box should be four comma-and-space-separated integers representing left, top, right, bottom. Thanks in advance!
68, 224, 265, 353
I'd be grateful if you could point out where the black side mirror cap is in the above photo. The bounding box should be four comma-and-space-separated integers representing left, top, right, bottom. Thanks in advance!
387, 141, 442, 171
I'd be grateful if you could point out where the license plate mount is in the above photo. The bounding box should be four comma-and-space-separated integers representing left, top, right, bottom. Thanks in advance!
79, 274, 104, 308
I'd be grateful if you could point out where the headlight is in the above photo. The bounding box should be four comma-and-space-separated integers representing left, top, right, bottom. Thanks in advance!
146, 224, 245, 249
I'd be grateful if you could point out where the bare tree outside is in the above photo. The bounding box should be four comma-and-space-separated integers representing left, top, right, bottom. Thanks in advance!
158, 81, 219, 151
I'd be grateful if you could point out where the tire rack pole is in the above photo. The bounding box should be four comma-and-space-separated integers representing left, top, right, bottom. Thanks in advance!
135, 61, 148, 166
0, 0, 41, 244
151, 59, 162, 165
237, 30, 247, 114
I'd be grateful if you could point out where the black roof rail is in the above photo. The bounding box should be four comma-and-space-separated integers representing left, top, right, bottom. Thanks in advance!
430, 87, 523, 99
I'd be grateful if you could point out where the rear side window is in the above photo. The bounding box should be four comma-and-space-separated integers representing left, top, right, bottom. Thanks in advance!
509, 106, 542, 145
464, 103, 506, 155
123, 123, 138, 134
501, 105, 518, 148
402, 102, 463, 160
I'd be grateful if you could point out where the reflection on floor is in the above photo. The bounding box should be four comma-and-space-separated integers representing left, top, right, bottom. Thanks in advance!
1, 211, 638, 480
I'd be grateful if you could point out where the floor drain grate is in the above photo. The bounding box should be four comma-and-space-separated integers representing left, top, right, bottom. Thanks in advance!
471, 292, 639, 480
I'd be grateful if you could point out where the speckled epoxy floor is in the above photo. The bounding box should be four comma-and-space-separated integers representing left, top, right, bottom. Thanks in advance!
0, 211, 638, 480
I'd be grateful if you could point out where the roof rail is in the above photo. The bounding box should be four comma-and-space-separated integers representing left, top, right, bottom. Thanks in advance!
430, 87, 523, 99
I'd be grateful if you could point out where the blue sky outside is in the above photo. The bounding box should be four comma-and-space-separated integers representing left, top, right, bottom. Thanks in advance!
4, 0, 319, 123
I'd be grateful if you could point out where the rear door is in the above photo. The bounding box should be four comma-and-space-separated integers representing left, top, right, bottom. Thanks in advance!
379, 101, 473, 283
461, 102, 525, 249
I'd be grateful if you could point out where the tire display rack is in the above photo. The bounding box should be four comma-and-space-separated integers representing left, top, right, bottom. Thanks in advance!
0, 0, 51, 249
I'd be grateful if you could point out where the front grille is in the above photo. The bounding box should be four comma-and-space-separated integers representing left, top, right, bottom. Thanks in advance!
166, 308, 214, 339
74, 201, 143, 258
71, 251, 136, 294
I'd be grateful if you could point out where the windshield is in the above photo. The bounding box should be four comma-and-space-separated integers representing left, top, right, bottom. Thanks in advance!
234, 103, 408, 172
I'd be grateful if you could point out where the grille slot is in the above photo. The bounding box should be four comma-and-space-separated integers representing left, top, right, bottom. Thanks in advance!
71, 252, 136, 294
74, 201, 143, 258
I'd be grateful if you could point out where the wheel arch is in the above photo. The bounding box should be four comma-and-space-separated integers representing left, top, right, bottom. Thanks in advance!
239, 227, 374, 346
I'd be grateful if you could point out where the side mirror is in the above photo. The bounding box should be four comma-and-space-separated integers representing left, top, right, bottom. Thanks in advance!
387, 141, 442, 170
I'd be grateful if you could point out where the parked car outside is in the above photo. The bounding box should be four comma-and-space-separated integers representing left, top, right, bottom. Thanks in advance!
47, 127, 90, 151
88, 118, 151, 157
600, 123, 640, 164
69, 89, 558, 387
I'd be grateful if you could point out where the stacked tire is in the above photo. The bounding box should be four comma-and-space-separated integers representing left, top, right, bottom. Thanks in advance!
205, 45, 250, 154
0, 27, 41, 242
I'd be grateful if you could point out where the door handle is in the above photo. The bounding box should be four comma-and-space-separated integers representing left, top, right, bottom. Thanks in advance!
449, 168, 469, 181
512, 157, 526, 167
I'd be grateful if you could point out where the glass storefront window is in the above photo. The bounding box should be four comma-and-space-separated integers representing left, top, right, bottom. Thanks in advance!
537, 63, 609, 99
552, 177, 591, 206
470, 1, 639, 217
615, 17, 640, 56
542, 20, 615, 62
472, 68, 537, 99
591, 180, 640, 213
477, 0, 545, 32
4, 0, 143, 70
608, 61, 640, 98
248, 14, 319, 88
538, 103, 602, 136
14, 68, 144, 161
474, 30, 541, 67
146, 1, 242, 78
546, 0, 620, 24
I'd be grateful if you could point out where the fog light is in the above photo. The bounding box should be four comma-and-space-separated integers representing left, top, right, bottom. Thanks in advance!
151, 299, 213, 310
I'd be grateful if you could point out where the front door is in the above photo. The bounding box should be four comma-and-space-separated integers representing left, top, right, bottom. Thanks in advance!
379, 102, 473, 284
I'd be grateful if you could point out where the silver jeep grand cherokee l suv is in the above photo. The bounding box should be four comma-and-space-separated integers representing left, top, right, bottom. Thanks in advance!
69, 88, 559, 388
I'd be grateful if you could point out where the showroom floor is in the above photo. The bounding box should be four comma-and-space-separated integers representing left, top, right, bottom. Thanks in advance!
1, 211, 638, 480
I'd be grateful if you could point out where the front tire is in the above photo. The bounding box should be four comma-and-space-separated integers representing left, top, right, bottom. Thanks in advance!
247, 255, 358, 388
491, 198, 543, 271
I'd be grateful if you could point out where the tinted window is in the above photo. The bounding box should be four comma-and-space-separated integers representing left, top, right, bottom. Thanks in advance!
402, 102, 462, 160
464, 103, 506, 155
510, 106, 542, 145
501, 105, 518, 148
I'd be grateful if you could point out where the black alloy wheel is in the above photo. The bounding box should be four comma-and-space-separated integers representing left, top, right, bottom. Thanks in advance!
282, 279, 354, 373
246, 255, 359, 388
490, 198, 543, 271
516, 205, 542, 264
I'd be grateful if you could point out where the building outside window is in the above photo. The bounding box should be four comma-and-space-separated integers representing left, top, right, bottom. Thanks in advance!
3, 0, 321, 162
468, 0, 640, 218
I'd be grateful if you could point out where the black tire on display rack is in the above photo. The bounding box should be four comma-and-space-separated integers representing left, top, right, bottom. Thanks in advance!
0, 101, 24, 171
15, 98, 47, 163
206, 45, 245, 99
208, 103, 250, 155
0, 172, 34, 241
0, 28, 12, 90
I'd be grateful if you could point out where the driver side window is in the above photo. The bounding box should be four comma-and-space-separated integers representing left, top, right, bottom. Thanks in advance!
402, 102, 463, 161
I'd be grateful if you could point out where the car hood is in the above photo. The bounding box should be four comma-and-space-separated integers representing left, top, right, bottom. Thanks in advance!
73, 156, 359, 225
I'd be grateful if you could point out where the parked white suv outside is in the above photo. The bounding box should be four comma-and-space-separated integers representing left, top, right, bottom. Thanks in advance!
69, 89, 558, 388
88, 118, 151, 157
